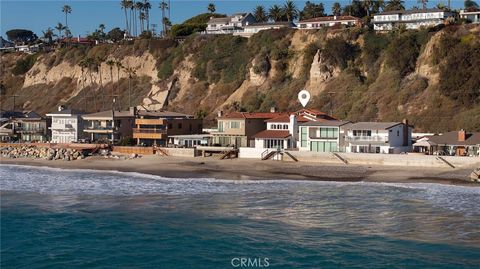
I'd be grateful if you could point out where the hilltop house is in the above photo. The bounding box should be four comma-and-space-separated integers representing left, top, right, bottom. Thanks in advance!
298, 120, 351, 152
298, 15, 361, 29
133, 110, 203, 146
206, 13, 256, 34
252, 109, 338, 150
234, 21, 296, 37
46, 107, 84, 143
82, 108, 136, 143
460, 8, 480, 23
418, 130, 480, 156
344, 121, 412, 154
213, 110, 288, 147
373, 8, 454, 31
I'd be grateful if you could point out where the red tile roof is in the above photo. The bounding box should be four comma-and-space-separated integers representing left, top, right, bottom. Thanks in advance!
219, 112, 288, 119
299, 16, 360, 23
253, 130, 291, 139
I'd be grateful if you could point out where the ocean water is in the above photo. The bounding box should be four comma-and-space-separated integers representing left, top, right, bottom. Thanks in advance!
1, 165, 480, 269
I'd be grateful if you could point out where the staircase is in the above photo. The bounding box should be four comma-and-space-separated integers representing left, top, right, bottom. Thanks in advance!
261, 149, 278, 160
436, 156, 455, 168
220, 149, 238, 160
331, 152, 348, 164
156, 147, 169, 156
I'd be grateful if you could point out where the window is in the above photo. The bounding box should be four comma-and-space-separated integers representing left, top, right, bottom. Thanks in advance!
283, 124, 288, 129
397, 130, 400, 136
178, 123, 182, 129
272, 124, 276, 130
230, 121, 240, 129
218, 122, 224, 132
301, 127, 307, 147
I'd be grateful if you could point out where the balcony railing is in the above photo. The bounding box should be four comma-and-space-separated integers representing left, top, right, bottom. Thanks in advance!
133, 128, 167, 134
16, 127, 45, 133
345, 135, 388, 142
86, 126, 113, 130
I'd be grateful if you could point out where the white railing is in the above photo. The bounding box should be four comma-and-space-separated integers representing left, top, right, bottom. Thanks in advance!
345, 136, 388, 142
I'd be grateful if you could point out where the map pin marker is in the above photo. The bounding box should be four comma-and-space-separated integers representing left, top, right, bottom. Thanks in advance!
298, 90, 311, 108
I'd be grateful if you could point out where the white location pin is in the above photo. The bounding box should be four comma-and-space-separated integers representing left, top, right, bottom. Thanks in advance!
298, 90, 311, 107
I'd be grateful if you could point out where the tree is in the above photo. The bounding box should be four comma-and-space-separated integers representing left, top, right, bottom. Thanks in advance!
208, 3, 216, 13
55, 22, 66, 39
283, 0, 298, 21
418, 0, 428, 9
362, 0, 373, 17
42, 28, 55, 44
384, 0, 405, 11
124, 66, 137, 108
121, 0, 132, 36
135, 1, 144, 36
6, 29, 38, 43
62, 5, 72, 27
163, 17, 172, 34
269, 5, 285, 21
300, 1, 324, 20
332, 2, 342, 16
106, 60, 116, 109
372, 0, 385, 14
253, 5, 268, 22
343, 0, 367, 17
107, 27, 125, 41
464, 0, 479, 9
143, 0, 152, 31
159, 1, 169, 36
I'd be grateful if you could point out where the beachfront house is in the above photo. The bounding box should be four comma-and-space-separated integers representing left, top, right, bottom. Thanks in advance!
298, 120, 351, 152
460, 8, 480, 23
418, 130, 480, 157
297, 15, 361, 29
7, 111, 49, 142
46, 106, 84, 143
205, 13, 256, 34
373, 8, 454, 31
212, 110, 288, 148
168, 134, 212, 148
345, 121, 412, 154
133, 110, 203, 146
82, 108, 136, 143
234, 21, 296, 37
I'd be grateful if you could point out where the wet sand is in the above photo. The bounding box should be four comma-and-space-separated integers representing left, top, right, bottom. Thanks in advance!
1, 155, 478, 186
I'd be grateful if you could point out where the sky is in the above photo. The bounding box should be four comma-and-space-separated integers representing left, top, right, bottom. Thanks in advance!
0, 0, 467, 38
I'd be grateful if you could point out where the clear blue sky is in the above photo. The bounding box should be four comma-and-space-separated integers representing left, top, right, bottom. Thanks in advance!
0, 0, 466, 38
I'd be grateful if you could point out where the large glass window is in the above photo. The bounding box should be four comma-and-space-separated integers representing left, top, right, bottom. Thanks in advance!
230, 121, 240, 129
218, 122, 224, 132
301, 127, 307, 147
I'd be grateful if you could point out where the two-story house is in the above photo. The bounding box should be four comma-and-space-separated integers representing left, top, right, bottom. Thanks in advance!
46, 107, 84, 143
133, 110, 203, 146
460, 8, 480, 23
234, 21, 296, 37
6, 111, 49, 142
213, 111, 287, 148
373, 8, 454, 31
206, 13, 256, 34
82, 108, 136, 143
344, 121, 412, 154
297, 15, 361, 29
298, 120, 351, 152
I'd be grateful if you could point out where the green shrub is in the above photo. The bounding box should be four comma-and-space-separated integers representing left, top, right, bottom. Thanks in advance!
385, 32, 421, 76
12, 54, 38, 75
321, 37, 358, 69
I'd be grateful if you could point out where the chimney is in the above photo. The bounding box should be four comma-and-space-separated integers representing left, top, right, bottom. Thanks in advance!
78, 35, 80, 42
289, 114, 298, 148
458, 129, 466, 142
217, 110, 223, 118
402, 118, 409, 146
129, 106, 137, 116
58, 105, 65, 112
270, 107, 276, 113
334, 15, 337, 20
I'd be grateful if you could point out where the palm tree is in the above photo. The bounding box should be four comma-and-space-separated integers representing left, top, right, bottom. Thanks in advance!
55, 22, 66, 39
418, 0, 428, 9
121, 0, 131, 36
42, 28, 55, 44
84, 57, 98, 111
384, 0, 405, 11
269, 5, 284, 22
163, 17, 172, 34
332, 2, 342, 16
465, 0, 479, 9
62, 5, 72, 27
139, 11, 146, 33
115, 61, 123, 107
208, 3, 216, 13
159, 1, 169, 36
106, 60, 115, 108
124, 66, 137, 108
135, 1, 144, 36
78, 59, 89, 112
95, 57, 106, 110
363, 0, 373, 17
143, 0, 152, 31
372, 0, 385, 14
253, 5, 268, 22
283, 0, 298, 21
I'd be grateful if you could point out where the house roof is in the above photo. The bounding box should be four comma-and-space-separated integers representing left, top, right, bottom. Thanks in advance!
0, 110, 42, 120
46, 109, 84, 116
299, 120, 350, 127
82, 110, 135, 119
208, 17, 231, 23
299, 15, 360, 23
219, 112, 288, 120
375, 8, 448, 16
137, 110, 193, 118
253, 130, 291, 139
266, 115, 310, 123
347, 122, 404, 130
245, 22, 296, 28
426, 131, 480, 146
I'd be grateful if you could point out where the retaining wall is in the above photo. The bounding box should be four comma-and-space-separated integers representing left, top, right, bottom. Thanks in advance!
158, 147, 198, 157
112, 146, 155, 155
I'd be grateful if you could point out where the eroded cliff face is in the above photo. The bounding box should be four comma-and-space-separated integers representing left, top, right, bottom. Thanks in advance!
1, 25, 479, 131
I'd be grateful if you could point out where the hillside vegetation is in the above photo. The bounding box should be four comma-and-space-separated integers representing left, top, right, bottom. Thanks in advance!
1, 24, 479, 132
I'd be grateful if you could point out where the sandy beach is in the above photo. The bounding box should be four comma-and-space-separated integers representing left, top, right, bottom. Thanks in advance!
1, 155, 478, 186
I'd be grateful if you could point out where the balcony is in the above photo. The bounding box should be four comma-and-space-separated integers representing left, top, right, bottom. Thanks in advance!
133, 128, 167, 134
345, 135, 388, 142
16, 127, 45, 134
84, 126, 115, 133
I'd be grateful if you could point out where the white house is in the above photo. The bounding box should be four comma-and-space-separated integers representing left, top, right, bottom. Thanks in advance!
233, 21, 295, 37
460, 9, 480, 23
46, 107, 84, 143
168, 134, 212, 148
206, 13, 256, 34
344, 122, 413, 154
298, 121, 351, 152
297, 15, 360, 29
373, 8, 454, 31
